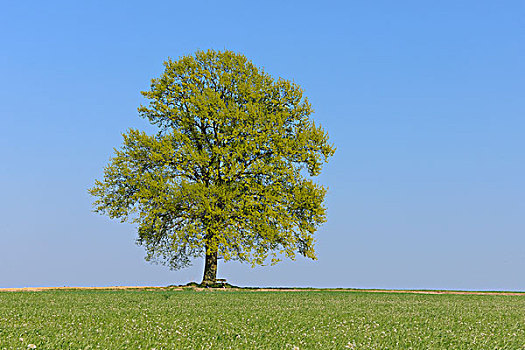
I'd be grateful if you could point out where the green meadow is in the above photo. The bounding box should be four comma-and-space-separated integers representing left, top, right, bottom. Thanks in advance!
1, 289, 524, 349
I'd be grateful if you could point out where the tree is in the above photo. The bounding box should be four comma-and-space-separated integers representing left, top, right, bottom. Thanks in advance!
89, 50, 335, 285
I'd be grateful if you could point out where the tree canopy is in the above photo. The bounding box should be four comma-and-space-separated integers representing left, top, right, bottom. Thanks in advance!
89, 50, 335, 284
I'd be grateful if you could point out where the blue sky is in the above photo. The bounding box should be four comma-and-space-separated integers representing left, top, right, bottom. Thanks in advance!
1, 0, 524, 290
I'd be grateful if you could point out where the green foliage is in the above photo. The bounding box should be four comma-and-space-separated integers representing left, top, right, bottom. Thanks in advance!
1, 291, 524, 349
89, 50, 335, 270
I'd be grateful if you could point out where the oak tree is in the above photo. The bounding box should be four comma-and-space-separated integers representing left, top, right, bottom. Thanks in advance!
89, 50, 335, 285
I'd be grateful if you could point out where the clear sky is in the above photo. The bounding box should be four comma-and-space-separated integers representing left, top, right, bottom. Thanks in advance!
1, 0, 524, 290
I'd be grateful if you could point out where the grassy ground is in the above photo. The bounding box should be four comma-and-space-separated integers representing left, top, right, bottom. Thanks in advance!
0, 289, 524, 349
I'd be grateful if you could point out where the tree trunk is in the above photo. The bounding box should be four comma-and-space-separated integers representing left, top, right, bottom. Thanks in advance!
201, 246, 218, 285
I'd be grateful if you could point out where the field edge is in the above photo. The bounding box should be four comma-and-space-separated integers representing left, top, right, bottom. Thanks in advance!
0, 286, 524, 295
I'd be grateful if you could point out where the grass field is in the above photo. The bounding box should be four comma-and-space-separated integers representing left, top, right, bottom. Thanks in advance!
1, 289, 524, 349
